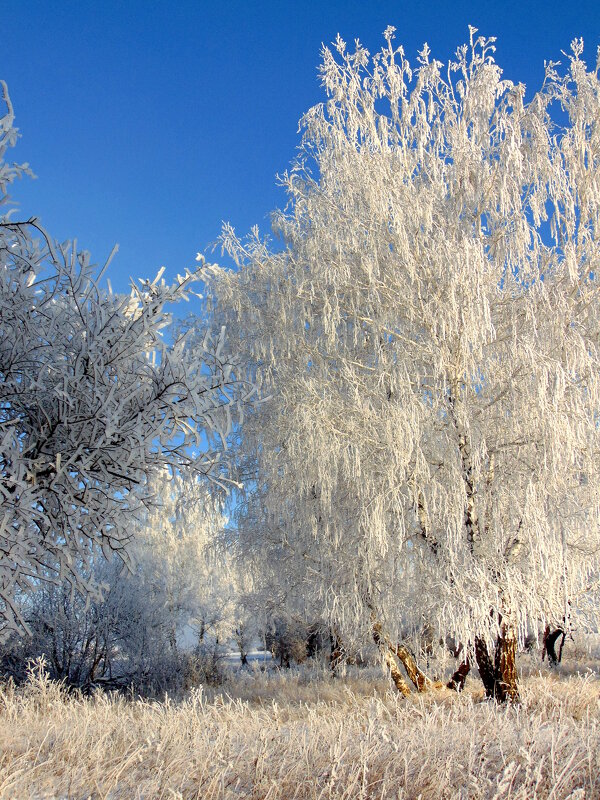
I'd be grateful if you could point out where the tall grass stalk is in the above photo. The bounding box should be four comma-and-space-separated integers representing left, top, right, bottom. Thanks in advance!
0, 659, 598, 799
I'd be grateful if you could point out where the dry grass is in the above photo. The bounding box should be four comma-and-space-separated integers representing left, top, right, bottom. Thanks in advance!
1, 658, 599, 799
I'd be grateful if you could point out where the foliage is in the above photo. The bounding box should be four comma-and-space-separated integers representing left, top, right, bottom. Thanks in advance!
0, 82, 253, 639
135, 470, 236, 651
209, 30, 600, 693
0, 472, 234, 694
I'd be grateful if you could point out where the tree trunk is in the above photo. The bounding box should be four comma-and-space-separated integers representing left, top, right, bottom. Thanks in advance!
235, 628, 249, 666
371, 621, 411, 696
475, 630, 519, 702
329, 628, 346, 672
475, 636, 497, 697
169, 626, 178, 656
557, 630, 567, 663
390, 642, 431, 692
382, 648, 412, 697
495, 623, 519, 702
447, 659, 470, 691
542, 626, 565, 666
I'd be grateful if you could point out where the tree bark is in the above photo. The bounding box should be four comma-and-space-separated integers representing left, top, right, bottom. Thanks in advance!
235, 628, 249, 666
447, 389, 479, 553
447, 659, 470, 691
390, 642, 431, 692
495, 623, 519, 702
557, 630, 567, 663
329, 628, 346, 672
382, 648, 412, 696
475, 636, 497, 697
475, 629, 519, 702
371, 621, 411, 696
542, 626, 565, 666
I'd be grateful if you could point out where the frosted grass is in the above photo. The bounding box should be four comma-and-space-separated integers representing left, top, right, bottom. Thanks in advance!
0, 661, 598, 798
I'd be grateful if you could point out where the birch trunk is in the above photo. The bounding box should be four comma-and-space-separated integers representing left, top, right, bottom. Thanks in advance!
475, 637, 497, 697
495, 623, 519, 702
447, 659, 470, 691
390, 642, 432, 692
542, 625, 566, 665
382, 648, 412, 697
475, 629, 519, 702
371, 621, 411, 696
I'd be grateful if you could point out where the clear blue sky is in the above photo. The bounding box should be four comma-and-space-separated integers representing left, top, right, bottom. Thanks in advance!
3, 0, 599, 295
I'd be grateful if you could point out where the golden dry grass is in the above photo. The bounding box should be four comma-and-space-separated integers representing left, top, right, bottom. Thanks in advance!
0, 659, 599, 799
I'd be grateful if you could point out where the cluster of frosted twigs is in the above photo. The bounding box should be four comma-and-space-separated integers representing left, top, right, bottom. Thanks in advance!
0, 661, 598, 799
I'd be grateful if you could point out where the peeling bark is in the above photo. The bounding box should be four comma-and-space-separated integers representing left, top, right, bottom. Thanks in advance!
390, 642, 431, 692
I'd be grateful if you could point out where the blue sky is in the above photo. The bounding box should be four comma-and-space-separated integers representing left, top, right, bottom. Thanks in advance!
3, 1, 599, 296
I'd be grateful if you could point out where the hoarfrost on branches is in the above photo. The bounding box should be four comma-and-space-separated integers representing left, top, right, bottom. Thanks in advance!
1, 470, 234, 693
0, 82, 253, 639
210, 30, 600, 695
134, 469, 237, 652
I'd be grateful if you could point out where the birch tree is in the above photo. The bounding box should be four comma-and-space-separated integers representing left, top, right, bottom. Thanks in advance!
210, 30, 600, 700
134, 469, 235, 653
0, 82, 253, 639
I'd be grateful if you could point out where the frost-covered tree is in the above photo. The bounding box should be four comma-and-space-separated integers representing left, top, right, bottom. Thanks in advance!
210, 30, 600, 701
1, 471, 235, 693
135, 469, 235, 653
0, 82, 253, 639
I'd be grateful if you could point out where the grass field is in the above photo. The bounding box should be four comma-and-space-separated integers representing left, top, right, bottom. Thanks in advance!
0, 656, 599, 799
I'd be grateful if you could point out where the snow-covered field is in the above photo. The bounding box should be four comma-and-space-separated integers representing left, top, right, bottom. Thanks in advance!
1, 656, 599, 799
